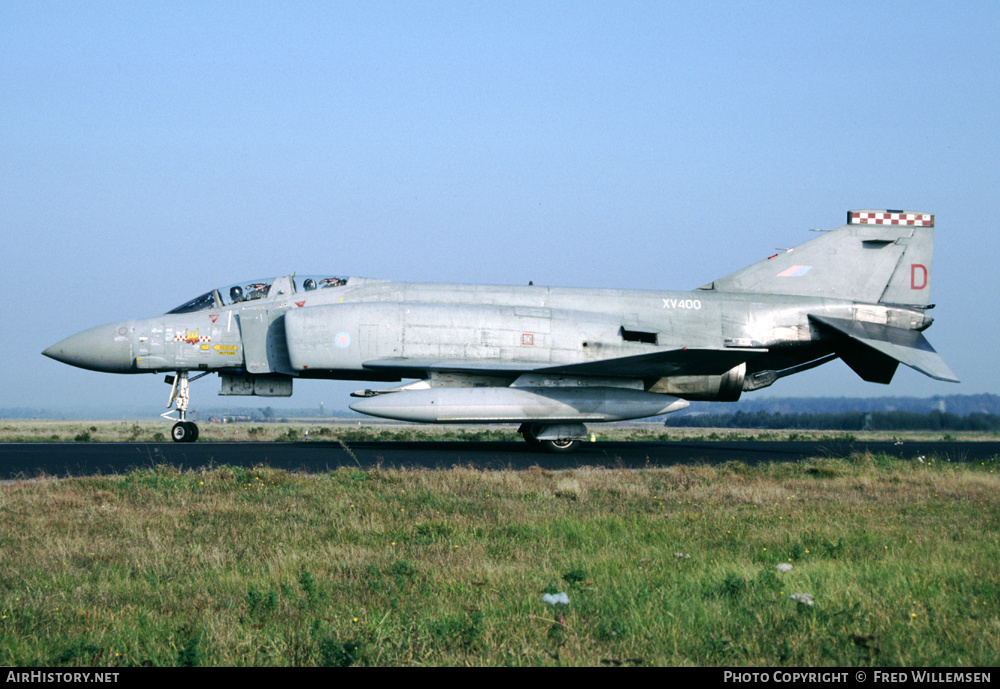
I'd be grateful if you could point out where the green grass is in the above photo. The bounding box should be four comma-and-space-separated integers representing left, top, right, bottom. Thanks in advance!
1, 455, 998, 666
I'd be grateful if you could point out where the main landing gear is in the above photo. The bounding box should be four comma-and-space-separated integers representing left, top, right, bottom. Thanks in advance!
518, 422, 588, 453
163, 370, 209, 442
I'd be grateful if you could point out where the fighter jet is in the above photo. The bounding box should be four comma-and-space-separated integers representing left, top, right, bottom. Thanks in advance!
43, 210, 957, 452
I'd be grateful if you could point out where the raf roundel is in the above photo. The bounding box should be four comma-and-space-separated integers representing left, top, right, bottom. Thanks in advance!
335, 332, 351, 349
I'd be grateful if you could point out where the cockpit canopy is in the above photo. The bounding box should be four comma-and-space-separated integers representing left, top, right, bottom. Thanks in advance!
167, 275, 349, 314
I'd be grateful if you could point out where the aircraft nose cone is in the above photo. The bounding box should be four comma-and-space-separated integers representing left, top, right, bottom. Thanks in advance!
43, 322, 134, 373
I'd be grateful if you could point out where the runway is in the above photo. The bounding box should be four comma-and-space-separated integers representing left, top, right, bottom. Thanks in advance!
1, 439, 997, 479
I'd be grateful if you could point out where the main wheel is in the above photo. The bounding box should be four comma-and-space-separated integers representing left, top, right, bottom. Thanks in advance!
519, 423, 543, 449
519, 424, 582, 453
540, 438, 580, 454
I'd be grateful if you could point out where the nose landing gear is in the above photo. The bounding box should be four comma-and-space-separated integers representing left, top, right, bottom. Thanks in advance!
163, 370, 209, 442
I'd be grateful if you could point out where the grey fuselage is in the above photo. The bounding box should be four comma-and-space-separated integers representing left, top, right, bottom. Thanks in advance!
45, 274, 930, 391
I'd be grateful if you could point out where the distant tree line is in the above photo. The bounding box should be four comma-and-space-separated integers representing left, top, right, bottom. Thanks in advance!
682, 394, 1000, 417
664, 410, 1000, 432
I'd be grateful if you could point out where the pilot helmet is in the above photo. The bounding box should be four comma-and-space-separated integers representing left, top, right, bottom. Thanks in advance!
304, 278, 316, 291
230, 285, 243, 302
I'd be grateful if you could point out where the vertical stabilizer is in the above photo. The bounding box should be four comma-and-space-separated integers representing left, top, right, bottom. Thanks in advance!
701, 211, 935, 305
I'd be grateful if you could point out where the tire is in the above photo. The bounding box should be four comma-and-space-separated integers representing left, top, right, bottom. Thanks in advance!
541, 438, 580, 454
520, 433, 543, 448
520, 423, 583, 453
171, 422, 198, 443
171, 422, 190, 443
519, 423, 544, 449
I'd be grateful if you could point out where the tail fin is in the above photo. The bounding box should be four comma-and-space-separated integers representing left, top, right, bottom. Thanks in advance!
700, 210, 935, 305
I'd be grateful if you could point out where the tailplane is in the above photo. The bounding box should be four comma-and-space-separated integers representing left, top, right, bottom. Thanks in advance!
700, 210, 935, 305
810, 314, 959, 383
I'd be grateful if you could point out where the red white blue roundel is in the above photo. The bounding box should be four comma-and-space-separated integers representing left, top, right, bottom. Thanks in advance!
335, 332, 351, 348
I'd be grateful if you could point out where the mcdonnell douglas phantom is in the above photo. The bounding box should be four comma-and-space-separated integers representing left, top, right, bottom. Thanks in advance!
44, 210, 958, 452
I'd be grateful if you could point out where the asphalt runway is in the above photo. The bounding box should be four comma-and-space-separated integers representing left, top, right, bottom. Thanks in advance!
1, 439, 997, 479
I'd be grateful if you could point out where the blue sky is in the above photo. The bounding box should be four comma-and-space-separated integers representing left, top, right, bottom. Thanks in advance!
3, 1, 998, 412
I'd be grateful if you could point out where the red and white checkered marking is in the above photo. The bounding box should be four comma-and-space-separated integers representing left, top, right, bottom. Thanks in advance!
849, 211, 934, 226
174, 334, 211, 342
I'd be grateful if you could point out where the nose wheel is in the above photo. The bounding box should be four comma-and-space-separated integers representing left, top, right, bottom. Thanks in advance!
171, 421, 199, 443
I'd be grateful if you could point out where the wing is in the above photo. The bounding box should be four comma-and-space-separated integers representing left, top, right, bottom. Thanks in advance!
361, 347, 768, 379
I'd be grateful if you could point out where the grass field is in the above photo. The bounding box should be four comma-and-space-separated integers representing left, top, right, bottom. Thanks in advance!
1, 448, 998, 666
2, 418, 997, 444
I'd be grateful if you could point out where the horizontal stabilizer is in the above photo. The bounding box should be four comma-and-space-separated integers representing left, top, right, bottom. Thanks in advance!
809, 315, 959, 382
362, 347, 767, 379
